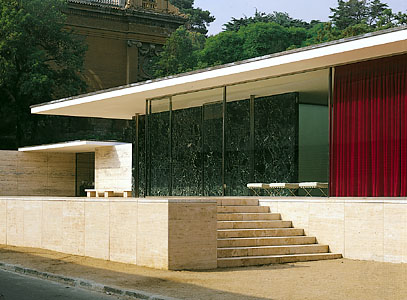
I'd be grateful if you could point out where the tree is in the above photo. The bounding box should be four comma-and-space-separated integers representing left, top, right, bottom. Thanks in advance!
154, 26, 205, 77
199, 22, 308, 67
169, 0, 215, 35
0, 0, 87, 147
224, 10, 318, 32
198, 31, 244, 67
329, 0, 406, 30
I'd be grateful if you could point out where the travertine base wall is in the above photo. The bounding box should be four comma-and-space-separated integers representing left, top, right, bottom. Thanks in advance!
95, 145, 132, 192
0, 197, 217, 270
0, 151, 75, 196
259, 198, 407, 263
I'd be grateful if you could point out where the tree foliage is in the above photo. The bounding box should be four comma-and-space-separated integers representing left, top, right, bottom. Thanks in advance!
155, 0, 407, 79
224, 10, 319, 32
329, 0, 406, 30
154, 26, 205, 77
169, 0, 215, 35
0, 0, 87, 146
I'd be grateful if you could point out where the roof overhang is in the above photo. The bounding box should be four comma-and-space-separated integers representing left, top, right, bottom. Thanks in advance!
31, 27, 407, 120
18, 140, 129, 153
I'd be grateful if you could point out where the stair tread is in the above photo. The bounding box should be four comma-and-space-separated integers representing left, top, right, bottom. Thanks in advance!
218, 228, 298, 231
218, 244, 326, 250
218, 220, 291, 223
218, 236, 314, 240
218, 253, 342, 260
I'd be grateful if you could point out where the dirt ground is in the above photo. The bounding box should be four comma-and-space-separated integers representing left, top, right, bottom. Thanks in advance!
0, 245, 406, 300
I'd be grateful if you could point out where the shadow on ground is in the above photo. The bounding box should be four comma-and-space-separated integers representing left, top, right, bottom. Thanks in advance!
0, 246, 309, 300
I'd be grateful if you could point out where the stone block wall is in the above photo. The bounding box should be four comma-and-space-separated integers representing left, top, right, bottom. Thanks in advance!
0, 197, 217, 270
95, 144, 132, 192
259, 198, 407, 263
0, 151, 75, 196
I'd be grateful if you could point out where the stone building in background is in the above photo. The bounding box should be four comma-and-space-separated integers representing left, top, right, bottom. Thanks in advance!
66, 0, 185, 91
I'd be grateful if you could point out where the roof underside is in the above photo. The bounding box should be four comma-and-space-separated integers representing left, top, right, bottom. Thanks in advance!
31, 28, 407, 120
18, 141, 129, 153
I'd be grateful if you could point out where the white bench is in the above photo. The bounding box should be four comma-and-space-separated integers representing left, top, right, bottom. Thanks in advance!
85, 189, 132, 198
247, 183, 299, 196
247, 182, 328, 197
298, 182, 328, 197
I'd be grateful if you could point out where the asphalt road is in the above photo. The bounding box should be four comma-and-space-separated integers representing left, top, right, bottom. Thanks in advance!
0, 269, 124, 300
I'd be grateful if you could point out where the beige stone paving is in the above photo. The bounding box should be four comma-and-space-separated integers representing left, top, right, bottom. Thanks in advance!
0, 245, 406, 300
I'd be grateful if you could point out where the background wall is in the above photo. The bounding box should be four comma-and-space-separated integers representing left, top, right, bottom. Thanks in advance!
95, 144, 132, 192
260, 198, 407, 264
0, 151, 75, 196
298, 104, 329, 183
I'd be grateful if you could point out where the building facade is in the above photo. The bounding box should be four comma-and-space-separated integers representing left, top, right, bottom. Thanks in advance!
66, 0, 185, 90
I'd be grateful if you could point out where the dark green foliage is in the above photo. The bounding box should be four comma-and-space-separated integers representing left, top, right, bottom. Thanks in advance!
329, 0, 406, 30
154, 1, 407, 78
0, 0, 87, 148
154, 26, 205, 77
169, 0, 215, 34
224, 10, 318, 32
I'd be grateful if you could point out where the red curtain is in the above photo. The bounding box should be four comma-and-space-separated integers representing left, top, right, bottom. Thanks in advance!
330, 54, 407, 197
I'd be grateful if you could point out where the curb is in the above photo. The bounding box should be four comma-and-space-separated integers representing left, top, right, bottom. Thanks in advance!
0, 262, 179, 300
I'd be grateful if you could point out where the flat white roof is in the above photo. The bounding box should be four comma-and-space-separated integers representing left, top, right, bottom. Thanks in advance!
18, 140, 130, 153
31, 27, 407, 120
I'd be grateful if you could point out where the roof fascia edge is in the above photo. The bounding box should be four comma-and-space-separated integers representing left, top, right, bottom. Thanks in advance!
31, 29, 407, 115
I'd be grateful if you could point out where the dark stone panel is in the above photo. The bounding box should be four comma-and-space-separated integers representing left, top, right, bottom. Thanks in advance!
254, 92, 299, 195
172, 107, 203, 196
202, 102, 223, 196
149, 111, 170, 196
134, 115, 146, 197
225, 99, 251, 196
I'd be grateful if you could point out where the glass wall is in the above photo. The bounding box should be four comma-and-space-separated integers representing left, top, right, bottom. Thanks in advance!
134, 89, 300, 196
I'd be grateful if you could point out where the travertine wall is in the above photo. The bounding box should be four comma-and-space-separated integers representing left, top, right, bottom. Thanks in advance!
95, 145, 132, 192
0, 197, 217, 270
259, 198, 407, 263
0, 151, 75, 196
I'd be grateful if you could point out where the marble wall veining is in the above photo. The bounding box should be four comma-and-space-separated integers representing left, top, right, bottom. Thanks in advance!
134, 92, 299, 196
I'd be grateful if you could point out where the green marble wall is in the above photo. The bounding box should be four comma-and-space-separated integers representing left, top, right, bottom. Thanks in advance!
134, 92, 299, 196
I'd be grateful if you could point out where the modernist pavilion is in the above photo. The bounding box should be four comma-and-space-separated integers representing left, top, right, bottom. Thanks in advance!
1, 27, 406, 270
32, 27, 407, 199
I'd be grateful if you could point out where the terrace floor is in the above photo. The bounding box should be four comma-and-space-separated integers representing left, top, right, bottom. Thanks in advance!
0, 245, 405, 300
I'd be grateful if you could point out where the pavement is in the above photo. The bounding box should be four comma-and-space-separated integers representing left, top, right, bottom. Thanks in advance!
0, 268, 124, 300
0, 245, 406, 300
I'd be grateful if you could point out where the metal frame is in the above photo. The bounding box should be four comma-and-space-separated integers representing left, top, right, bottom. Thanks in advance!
222, 86, 227, 196
169, 97, 173, 196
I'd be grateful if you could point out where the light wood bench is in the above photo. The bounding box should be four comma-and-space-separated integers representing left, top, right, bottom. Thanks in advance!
85, 189, 132, 198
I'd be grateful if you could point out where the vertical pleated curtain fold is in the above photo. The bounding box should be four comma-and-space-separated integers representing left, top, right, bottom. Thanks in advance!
330, 54, 407, 197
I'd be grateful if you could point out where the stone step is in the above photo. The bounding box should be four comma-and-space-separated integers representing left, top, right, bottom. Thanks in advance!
217, 213, 281, 221
216, 198, 259, 206
217, 253, 342, 268
217, 236, 317, 248
218, 228, 304, 238
217, 244, 329, 258
217, 220, 292, 230
217, 206, 270, 213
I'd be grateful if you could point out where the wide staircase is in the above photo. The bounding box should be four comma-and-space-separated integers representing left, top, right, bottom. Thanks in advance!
216, 198, 342, 268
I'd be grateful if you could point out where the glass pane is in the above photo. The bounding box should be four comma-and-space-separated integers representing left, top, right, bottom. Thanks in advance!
254, 92, 299, 192
149, 98, 170, 196
225, 99, 251, 196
